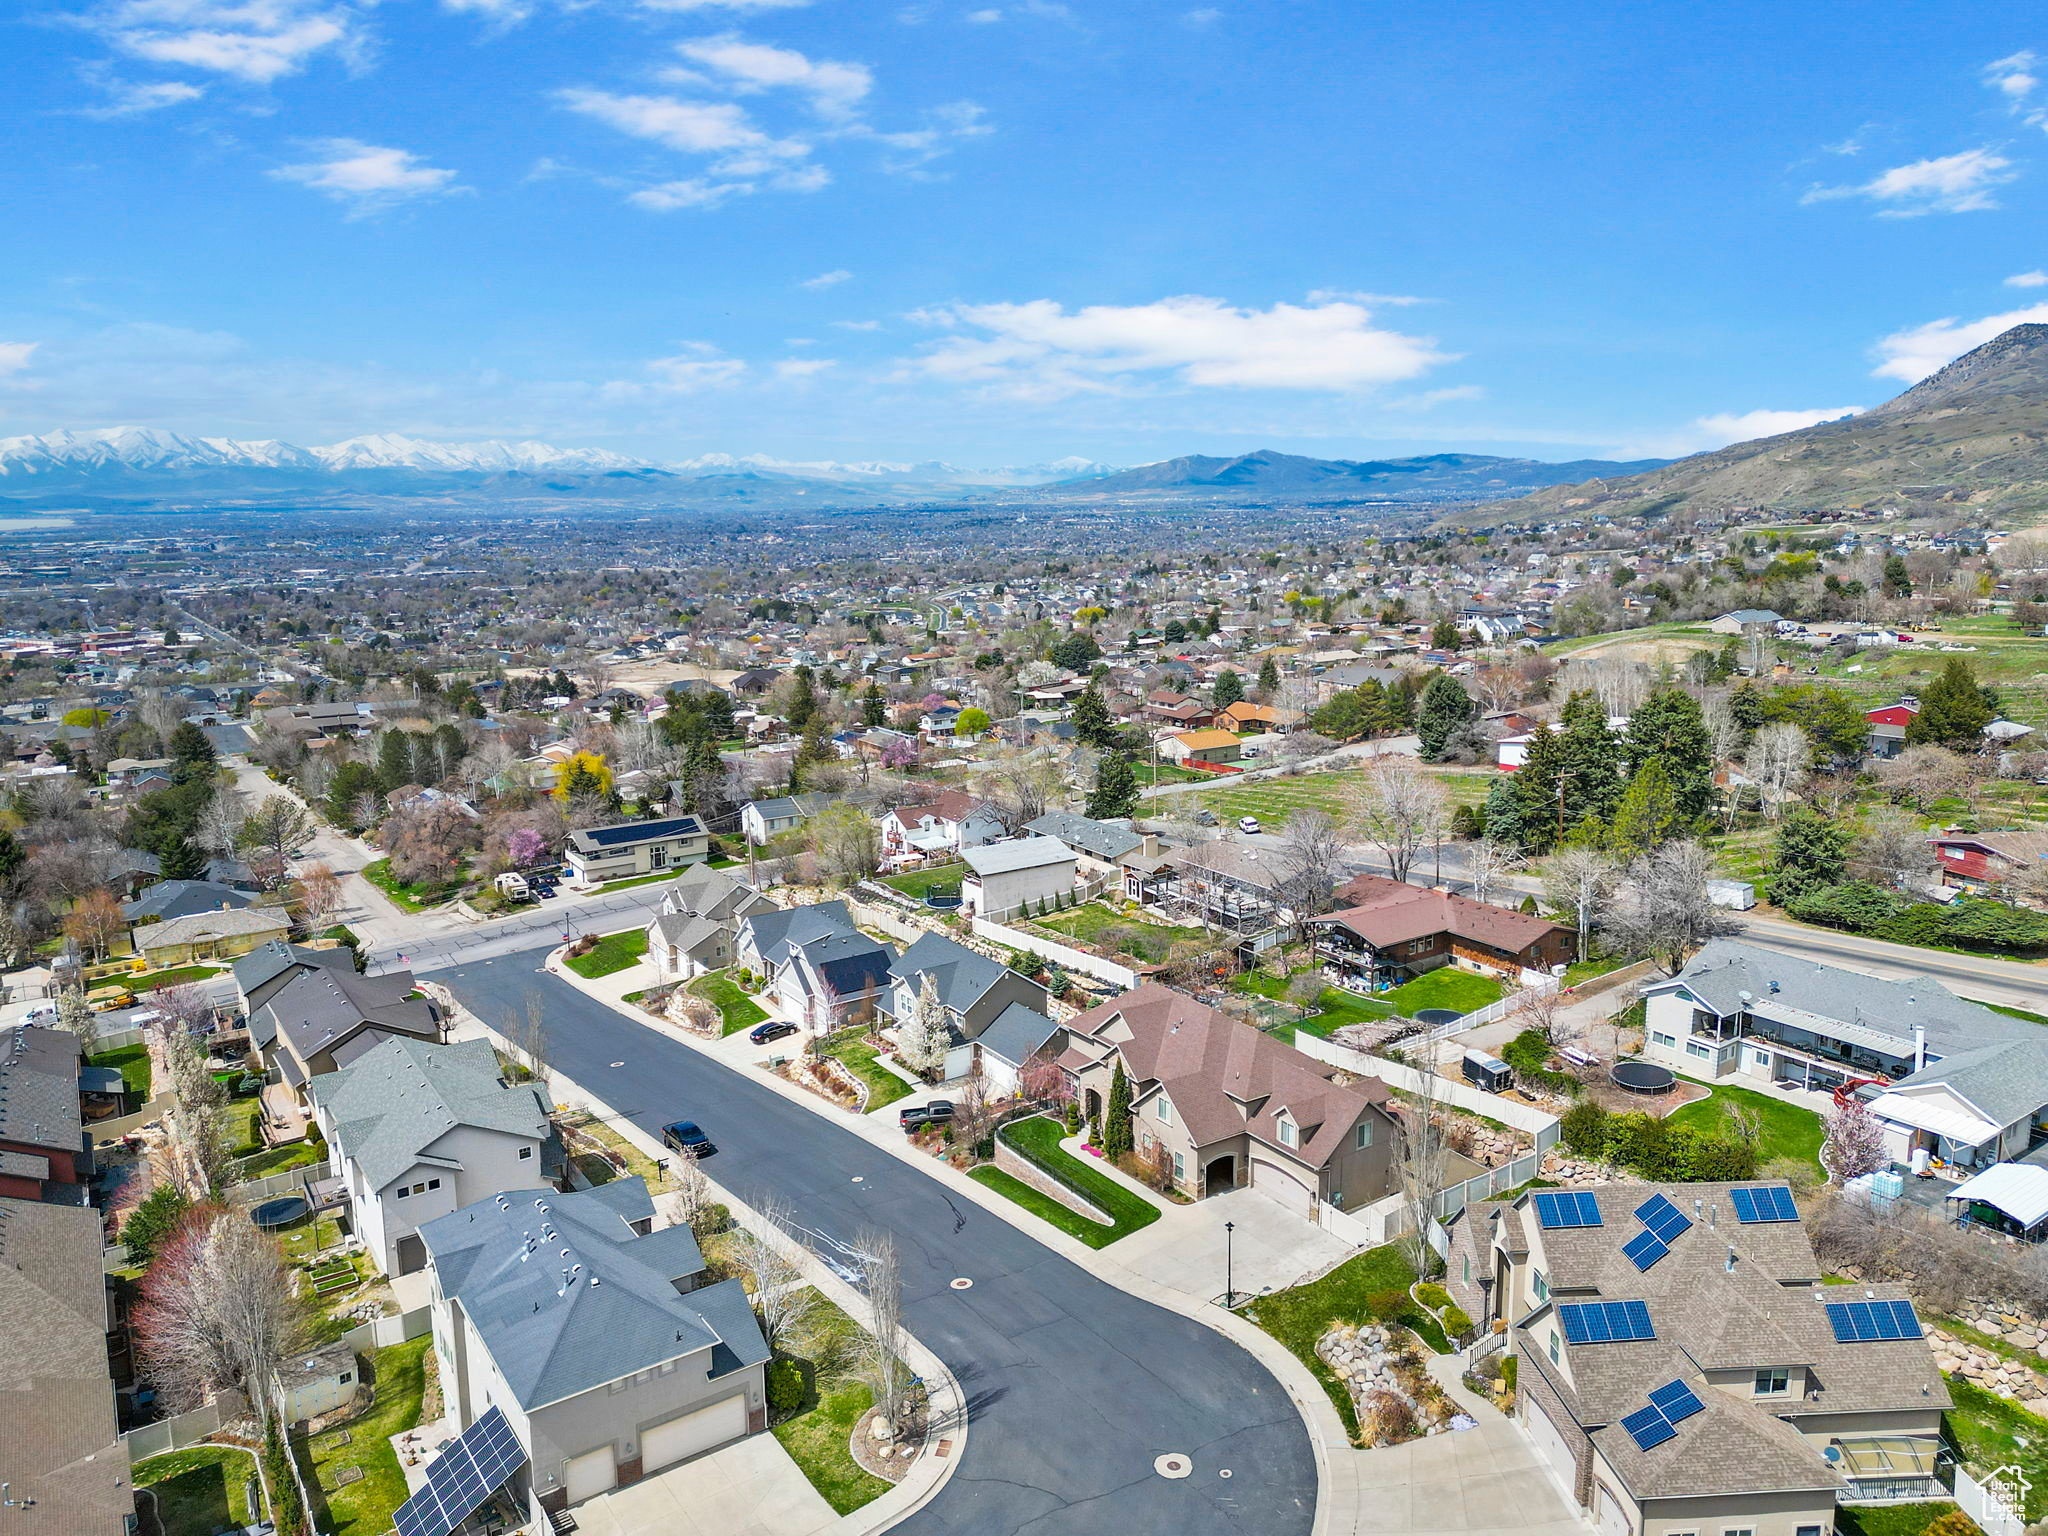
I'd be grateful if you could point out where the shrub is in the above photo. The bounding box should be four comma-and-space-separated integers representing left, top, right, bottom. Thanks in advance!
1441, 1306, 1473, 1336
1500, 1356, 1517, 1392
1413, 1281, 1452, 1311
1065, 1099, 1082, 1135
693, 1202, 733, 1235
1360, 1388, 1419, 1446
1558, 1099, 1611, 1157
1365, 1288, 1412, 1320
766, 1358, 806, 1416
1921, 1513, 1984, 1536
1500, 1029, 1580, 1095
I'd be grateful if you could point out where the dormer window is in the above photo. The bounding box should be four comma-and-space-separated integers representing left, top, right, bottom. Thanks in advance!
1277, 1113, 1299, 1149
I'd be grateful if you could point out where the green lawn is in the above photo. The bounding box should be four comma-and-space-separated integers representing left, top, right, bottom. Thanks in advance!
89, 1043, 152, 1098
1947, 1378, 2048, 1520
565, 928, 649, 978
1030, 902, 1209, 963
1240, 1242, 1446, 1441
300, 1336, 430, 1536
1168, 765, 1499, 827
879, 862, 966, 901
360, 858, 463, 912
819, 1028, 915, 1110
971, 1116, 1160, 1248
1832, 1504, 1959, 1536
1381, 968, 1505, 1017
1988, 1003, 2048, 1026
1560, 953, 1633, 988
690, 970, 769, 1034
1231, 972, 1395, 1041
235, 1129, 326, 1181
225, 1097, 263, 1158
769, 1289, 891, 1515
1665, 1081, 1825, 1169
133, 964, 226, 990
135, 1446, 267, 1536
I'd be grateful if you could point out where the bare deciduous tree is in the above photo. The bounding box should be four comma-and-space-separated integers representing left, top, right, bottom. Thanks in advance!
195, 790, 250, 861
296, 862, 342, 927
1743, 723, 1810, 821
1276, 809, 1347, 916
857, 1228, 911, 1427
1600, 840, 1737, 975
806, 804, 880, 888
238, 796, 316, 881
1852, 805, 1938, 892
62, 888, 125, 962
974, 746, 1067, 832
1344, 756, 1449, 885
1875, 744, 1980, 813
1465, 836, 1524, 907
1396, 1051, 1452, 1273
725, 1197, 821, 1359
1543, 847, 1615, 963
134, 1206, 304, 1420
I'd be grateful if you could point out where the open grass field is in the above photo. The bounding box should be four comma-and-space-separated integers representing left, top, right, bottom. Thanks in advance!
1382, 967, 1505, 1017
1666, 1080, 1825, 1169
1168, 764, 1499, 830
300, 1336, 430, 1536
134, 1447, 267, 1536
879, 862, 965, 901
1029, 902, 1208, 962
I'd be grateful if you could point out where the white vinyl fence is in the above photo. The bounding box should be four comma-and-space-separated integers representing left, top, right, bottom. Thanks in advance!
122, 1391, 248, 1460
970, 916, 1139, 989
1956, 1466, 2025, 1536
227, 1160, 333, 1205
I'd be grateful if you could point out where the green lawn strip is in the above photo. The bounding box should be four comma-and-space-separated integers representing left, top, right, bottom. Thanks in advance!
1240, 1243, 1442, 1440
1832, 1504, 1959, 1536
1229, 973, 1394, 1041
1030, 902, 1207, 962
690, 970, 769, 1034
990, 1116, 1160, 1245
134, 1446, 268, 1536
359, 858, 460, 912
1988, 1003, 2048, 1027
299, 1336, 431, 1536
769, 1288, 891, 1515
818, 1029, 914, 1110
131, 965, 227, 990
235, 1131, 325, 1181
592, 868, 695, 892
879, 862, 967, 901
1560, 954, 1633, 987
225, 1097, 264, 1158
89, 1043, 153, 1097
968, 1167, 1126, 1247
1664, 1080, 1824, 1169
1381, 968, 1505, 1016
1946, 1377, 2048, 1520
565, 928, 649, 978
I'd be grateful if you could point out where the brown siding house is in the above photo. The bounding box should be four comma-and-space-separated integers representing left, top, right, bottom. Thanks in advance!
1310, 873, 1576, 990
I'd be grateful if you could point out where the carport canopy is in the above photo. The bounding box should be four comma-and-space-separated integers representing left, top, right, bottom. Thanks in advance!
1946, 1163, 2048, 1230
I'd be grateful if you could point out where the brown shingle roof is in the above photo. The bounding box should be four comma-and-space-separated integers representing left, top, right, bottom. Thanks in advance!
1321, 873, 1570, 956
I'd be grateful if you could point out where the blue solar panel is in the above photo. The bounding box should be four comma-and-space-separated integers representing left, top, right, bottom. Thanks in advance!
1634, 1193, 1693, 1243
1647, 1380, 1704, 1423
1731, 1185, 1798, 1223
1533, 1190, 1603, 1229
1826, 1299, 1922, 1343
393, 1408, 527, 1536
1621, 1405, 1676, 1451
1558, 1300, 1655, 1345
1622, 1229, 1669, 1271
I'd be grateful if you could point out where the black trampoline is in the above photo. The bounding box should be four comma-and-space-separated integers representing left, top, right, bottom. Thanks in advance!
1611, 1060, 1675, 1096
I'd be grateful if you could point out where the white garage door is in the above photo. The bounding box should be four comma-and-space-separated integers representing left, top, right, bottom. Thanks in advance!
641, 1394, 748, 1473
564, 1444, 616, 1505
1524, 1396, 1577, 1489
1249, 1154, 1317, 1211
1596, 1483, 1633, 1536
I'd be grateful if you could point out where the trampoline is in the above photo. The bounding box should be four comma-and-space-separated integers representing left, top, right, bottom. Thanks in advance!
1610, 1060, 1676, 1096
1413, 1008, 1464, 1027
251, 1196, 310, 1230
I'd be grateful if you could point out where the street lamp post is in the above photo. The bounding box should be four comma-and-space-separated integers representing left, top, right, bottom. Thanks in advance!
1224, 1220, 1236, 1309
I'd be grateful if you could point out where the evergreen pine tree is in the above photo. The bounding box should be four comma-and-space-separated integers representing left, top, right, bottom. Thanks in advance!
1256, 656, 1281, 698
1213, 670, 1245, 710
1609, 760, 1679, 858
1882, 554, 1913, 598
861, 683, 887, 727
1416, 675, 1476, 761
1072, 684, 1118, 749
1623, 688, 1713, 824
1086, 750, 1140, 820
1104, 1060, 1134, 1158
1482, 777, 1528, 852
1906, 657, 1994, 749
1767, 807, 1852, 910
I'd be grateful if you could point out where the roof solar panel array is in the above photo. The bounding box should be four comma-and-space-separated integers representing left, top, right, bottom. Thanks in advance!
1621, 1229, 1669, 1272
1557, 1300, 1655, 1345
1633, 1193, 1693, 1244
1826, 1299, 1922, 1343
1646, 1380, 1704, 1423
1532, 1190, 1602, 1229
1730, 1185, 1799, 1223
393, 1408, 526, 1536
1620, 1404, 1676, 1451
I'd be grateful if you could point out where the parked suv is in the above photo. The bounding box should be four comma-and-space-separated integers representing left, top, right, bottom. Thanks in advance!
660, 1119, 717, 1158
900, 1101, 955, 1133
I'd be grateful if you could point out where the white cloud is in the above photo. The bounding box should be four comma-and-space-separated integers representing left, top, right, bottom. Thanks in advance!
1619, 406, 1864, 459
906, 294, 1451, 399
629, 177, 752, 210
2008, 270, 2048, 288
1986, 51, 2040, 101
1307, 287, 1432, 306
774, 357, 835, 378
965, 7, 1000, 20
80, 76, 205, 115
1873, 303, 2048, 381
832, 319, 883, 331
87, 0, 359, 84
1182, 6, 1220, 24
0, 343, 39, 378
635, 0, 810, 9
800, 269, 852, 289
558, 89, 807, 158
673, 34, 872, 119
272, 139, 463, 214
1382, 384, 1485, 410
1803, 147, 2017, 216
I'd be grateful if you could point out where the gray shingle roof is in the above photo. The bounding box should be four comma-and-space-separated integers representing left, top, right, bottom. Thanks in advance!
135, 904, 288, 954
742, 901, 859, 967
255, 964, 437, 1067
0, 1025, 83, 1155
962, 836, 1075, 877
309, 1037, 546, 1191
1025, 811, 1143, 862
420, 1179, 767, 1409
1887, 1034, 2048, 1127
890, 933, 1009, 1014
121, 878, 254, 923
977, 1002, 1057, 1067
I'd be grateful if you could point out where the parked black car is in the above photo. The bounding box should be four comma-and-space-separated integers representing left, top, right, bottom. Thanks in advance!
900, 1100, 955, 1132
661, 1119, 717, 1157
749, 1021, 799, 1045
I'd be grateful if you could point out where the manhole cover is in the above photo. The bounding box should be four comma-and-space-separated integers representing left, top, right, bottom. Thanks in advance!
608, 1061, 624, 1067
851, 1176, 864, 1183
1219, 1469, 1233, 1479
951, 1277, 973, 1290
1154, 1454, 1192, 1479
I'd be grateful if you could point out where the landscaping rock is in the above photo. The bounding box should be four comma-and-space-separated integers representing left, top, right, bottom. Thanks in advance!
1315, 1322, 1458, 1448
1928, 1327, 2048, 1407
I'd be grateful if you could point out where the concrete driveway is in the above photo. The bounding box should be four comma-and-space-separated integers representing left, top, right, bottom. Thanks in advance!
567, 1435, 836, 1536
1115, 1186, 1357, 1306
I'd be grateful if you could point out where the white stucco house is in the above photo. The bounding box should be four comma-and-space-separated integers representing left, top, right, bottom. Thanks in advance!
960, 836, 1077, 919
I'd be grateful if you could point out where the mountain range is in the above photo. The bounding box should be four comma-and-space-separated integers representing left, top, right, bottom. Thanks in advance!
1042, 448, 1672, 500
1443, 323, 2048, 528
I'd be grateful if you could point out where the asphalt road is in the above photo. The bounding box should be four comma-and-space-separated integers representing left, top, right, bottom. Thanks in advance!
430, 946, 1318, 1536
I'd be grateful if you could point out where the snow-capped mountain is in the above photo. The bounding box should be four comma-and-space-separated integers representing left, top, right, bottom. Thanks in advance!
0, 427, 1126, 491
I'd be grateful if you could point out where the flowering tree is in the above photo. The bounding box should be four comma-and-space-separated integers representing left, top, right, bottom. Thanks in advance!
1821, 1098, 1888, 1184
895, 974, 952, 1079
507, 827, 548, 868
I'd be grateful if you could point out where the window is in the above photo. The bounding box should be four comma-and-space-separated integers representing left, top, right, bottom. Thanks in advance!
519, 1146, 534, 1160
1408, 939, 1430, 955
651, 845, 669, 869
1650, 1031, 1677, 1049
1355, 1121, 1373, 1149
1533, 1270, 1549, 1302
395, 1186, 410, 1199
1157, 1097, 1173, 1124
426, 1178, 441, 1191
1724, 1528, 1756, 1536
1277, 1115, 1299, 1149
1795, 1526, 1825, 1536
339, 1371, 352, 1384
1172, 1152, 1185, 1181
1754, 1368, 1790, 1396
1549, 1330, 1560, 1364
608, 1379, 626, 1394
1686, 1040, 1712, 1060
1462, 1257, 1471, 1284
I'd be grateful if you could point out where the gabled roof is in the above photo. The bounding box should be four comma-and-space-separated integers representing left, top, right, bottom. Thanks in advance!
120, 878, 254, 924
135, 904, 288, 953
741, 900, 860, 968
309, 1037, 548, 1192
1025, 811, 1143, 862
233, 939, 353, 1011
254, 964, 437, 1069
421, 1179, 767, 1410
1320, 873, 1569, 957
890, 932, 1012, 1013
978, 1002, 1058, 1067
0, 1025, 83, 1158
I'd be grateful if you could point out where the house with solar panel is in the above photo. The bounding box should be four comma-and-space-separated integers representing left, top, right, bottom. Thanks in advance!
564, 815, 710, 887
734, 901, 895, 1034
1442, 1180, 1949, 1534
409, 1178, 768, 1531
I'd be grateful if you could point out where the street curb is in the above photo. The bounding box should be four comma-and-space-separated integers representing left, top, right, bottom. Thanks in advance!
534, 951, 1366, 1536
432, 981, 967, 1536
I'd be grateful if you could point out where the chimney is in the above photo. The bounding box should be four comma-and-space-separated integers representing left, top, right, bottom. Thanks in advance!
1913, 1021, 1926, 1073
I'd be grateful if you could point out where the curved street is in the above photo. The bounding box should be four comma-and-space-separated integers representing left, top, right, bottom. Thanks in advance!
429, 943, 1319, 1536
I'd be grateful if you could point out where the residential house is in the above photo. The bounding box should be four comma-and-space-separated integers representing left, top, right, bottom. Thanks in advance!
251, 963, 445, 1101
1708, 608, 1787, 635
0, 1025, 91, 1205
735, 903, 893, 1034
1140, 691, 1216, 730
1216, 701, 1297, 734
1023, 811, 1158, 881
134, 904, 290, 967
258, 700, 380, 741
878, 790, 1005, 867
1441, 1180, 1947, 1533
885, 932, 1051, 1081
566, 816, 710, 886
737, 793, 833, 845
0, 1196, 130, 1536
418, 1178, 769, 1523
1310, 874, 1577, 991
643, 866, 777, 983
1159, 728, 1244, 767
1927, 828, 2048, 895
1865, 702, 1917, 761
960, 836, 1078, 919
1130, 838, 1297, 937
310, 1037, 555, 1276
1057, 984, 1399, 1211
232, 938, 355, 1015
120, 877, 255, 933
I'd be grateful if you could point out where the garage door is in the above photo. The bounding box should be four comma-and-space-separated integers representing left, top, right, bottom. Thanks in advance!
1595, 1483, 1633, 1536
1524, 1396, 1577, 1490
1249, 1155, 1317, 1215
641, 1394, 748, 1473
564, 1444, 616, 1505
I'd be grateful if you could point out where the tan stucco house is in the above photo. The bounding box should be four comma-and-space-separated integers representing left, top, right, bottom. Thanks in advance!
566, 815, 709, 885
135, 904, 291, 966
1057, 983, 1399, 1212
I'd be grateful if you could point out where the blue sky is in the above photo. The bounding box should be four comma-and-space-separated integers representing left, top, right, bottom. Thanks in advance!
6, 0, 2048, 467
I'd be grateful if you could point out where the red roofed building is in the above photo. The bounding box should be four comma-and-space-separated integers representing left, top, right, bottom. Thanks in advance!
1310, 873, 1577, 991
